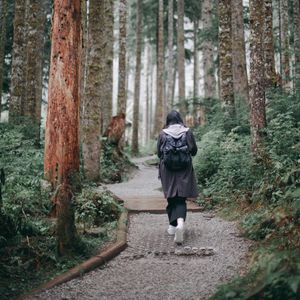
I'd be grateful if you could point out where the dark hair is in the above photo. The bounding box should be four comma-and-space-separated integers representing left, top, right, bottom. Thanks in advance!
165, 110, 185, 127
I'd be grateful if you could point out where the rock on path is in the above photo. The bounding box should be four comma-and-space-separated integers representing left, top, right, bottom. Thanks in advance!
28, 156, 251, 300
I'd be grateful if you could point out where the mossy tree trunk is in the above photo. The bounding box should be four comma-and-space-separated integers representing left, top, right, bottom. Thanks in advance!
24, 0, 46, 140
101, 0, 114, 134
293, 0, 300, 91
0, 0, 7, 120
166, 0, 174, 113
131, 0, 142, 156
231, 0, 249, 103
249, 0, 266, 156
82, 0, 104, 182
219, 0, 235, 124
117, 0, 127, 116
9, 0, 28, 122
177, 0, 186, 116
153, 0, 164, 136
263, 0, 276, 89
44, 0, 81, 255
280, 0, 290, 90
193, 18, 201, 125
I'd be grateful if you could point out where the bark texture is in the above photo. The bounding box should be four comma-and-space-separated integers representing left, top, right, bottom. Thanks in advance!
101, 0, 114, 133
0, 0, 7, 118
9, 0, 28, 122
249, 0, 266, 155
153, 0, 164, 136
24, 0, 46, 133
293, 0, 300, 91
280, 0, 290, 89
202, 0, 216, 100
193, 19, 201, 125
263, 0, 276, 88
219, 0, 235, 120
131, 0, 142, 155
231, 0, 249, 103
44, 0, 81, 254
166, 0, 174, 112
177, 0, 186, 115
82, 0, 103, 182
117, 0, 127, 115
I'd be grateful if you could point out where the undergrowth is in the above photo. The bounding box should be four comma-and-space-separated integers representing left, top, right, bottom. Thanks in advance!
0, 122, 124, 299
194, 89, 300, 299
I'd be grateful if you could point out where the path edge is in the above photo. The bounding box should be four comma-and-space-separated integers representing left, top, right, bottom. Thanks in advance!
19, 209, 128, 300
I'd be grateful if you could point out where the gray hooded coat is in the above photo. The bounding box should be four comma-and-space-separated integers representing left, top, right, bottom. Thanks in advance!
157, 124, 198, 199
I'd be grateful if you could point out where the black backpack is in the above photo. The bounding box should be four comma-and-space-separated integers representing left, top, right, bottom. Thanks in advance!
162, 132, 191, 171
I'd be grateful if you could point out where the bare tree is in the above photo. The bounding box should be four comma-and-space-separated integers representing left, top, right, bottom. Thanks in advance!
153, 0, 164, 136
249, 0, 266, 155
219, 0, 235, 121
82, 0, 103, 181
231, 0, 249, 103
177, 0, 186, 115
44, 0, 81, 255
293, 0, 300, 91
131, 0, 142, 155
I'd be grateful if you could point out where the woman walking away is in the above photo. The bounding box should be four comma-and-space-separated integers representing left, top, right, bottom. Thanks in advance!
157, 110, 198, 244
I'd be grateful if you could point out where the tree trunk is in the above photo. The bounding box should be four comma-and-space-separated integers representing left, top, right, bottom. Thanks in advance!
117, 0, 127, 115
82, 0, 103, 182
145, 43, 151, 143
193, 18, 200, 125
263, 0, 276, 89
218, 0, 235, 122
131, 0, 142, 155
9, 0, 28, 122
177, 0, 186, 115
280, 0, 290, 90
202, 0, 216, 100
80, 0, 88, 137
293, 0, 300, 91
44, 0, 81, 255
231, 0, 249, 103
249, 0, 266, 155
24, 0, 46, 139
153, 0, 164, 136
166, 0, 174, 113
101, 0, 113, 133
0, 0, 7, 120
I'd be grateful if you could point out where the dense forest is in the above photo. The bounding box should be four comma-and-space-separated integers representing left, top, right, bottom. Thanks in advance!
0, 0, 299, 299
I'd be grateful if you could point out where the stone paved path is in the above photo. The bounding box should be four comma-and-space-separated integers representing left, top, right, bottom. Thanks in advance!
29, 156, 251, 300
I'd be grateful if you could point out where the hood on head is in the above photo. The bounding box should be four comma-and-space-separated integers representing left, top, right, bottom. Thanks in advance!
163, 124, 189, 139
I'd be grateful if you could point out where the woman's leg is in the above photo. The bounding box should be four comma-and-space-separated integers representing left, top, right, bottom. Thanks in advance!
166, 197, 178, 226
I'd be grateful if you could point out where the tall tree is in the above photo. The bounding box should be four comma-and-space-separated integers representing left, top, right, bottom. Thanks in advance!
293, 0, 300, 91
82, 0, 103, 182
231, 0, 249, 103
263, 0, 276, 89
44, 0, 81, 255
9, 0, 28, 122
131, 0, 142, 155
202, 0, 216, 101
166, 0, 174, 112
177, 0, 186, 115
249, 0, 266, 155
101, 0, 114, 133
0, 0, 7, 119
193, 18, 199, 103
280, 0, 290, 89
24, 0, 46, 136
117, 0, 127, 115
153, 0, 164, 136
219, 0, 235, 121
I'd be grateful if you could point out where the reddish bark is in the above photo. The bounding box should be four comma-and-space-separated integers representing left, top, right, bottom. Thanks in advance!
44, 0, 81, 189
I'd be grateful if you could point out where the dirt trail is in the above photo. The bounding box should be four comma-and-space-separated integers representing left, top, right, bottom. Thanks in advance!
29, 156, 251, 300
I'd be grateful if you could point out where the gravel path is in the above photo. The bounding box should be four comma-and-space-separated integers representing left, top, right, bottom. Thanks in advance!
29, 156, 251, 300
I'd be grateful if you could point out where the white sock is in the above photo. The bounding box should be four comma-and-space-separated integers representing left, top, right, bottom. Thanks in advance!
177, 218, 184, 227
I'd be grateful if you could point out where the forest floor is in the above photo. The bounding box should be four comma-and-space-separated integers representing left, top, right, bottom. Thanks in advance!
28, 156, 252, 300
